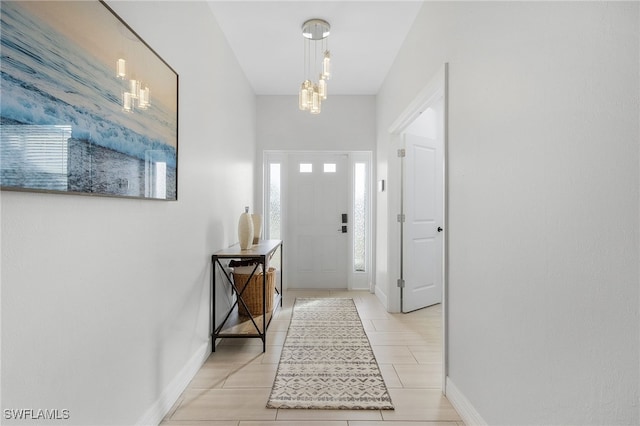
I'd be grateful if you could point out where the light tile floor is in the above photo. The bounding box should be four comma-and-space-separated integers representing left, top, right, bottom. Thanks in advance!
161, 290, 463, 426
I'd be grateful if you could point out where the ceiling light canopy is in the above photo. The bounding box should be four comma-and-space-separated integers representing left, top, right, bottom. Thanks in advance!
302, 19, 330, 39
299, 19, 331, 114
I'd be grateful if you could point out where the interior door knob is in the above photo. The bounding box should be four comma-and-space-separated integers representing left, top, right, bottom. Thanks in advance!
437, 227, 443, 232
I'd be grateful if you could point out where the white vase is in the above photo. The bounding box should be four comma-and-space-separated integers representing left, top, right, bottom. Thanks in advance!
251, 214, 262, 244
238, 207, 254, 250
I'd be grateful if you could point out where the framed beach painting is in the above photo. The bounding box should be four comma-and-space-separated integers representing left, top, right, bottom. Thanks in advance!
0, 1, 178, 200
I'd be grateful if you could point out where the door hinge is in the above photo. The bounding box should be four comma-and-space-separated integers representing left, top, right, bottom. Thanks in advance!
397, 214, 405, 223
397, 278, 405, 288
397, 149, 406, 158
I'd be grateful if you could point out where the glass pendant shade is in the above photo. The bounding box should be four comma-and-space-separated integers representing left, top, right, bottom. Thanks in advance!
298, 89, 307, 110
310, 87, 321, 114
322, 51, 331, 79
318, 78, 327, 100
299, 80, 311, 110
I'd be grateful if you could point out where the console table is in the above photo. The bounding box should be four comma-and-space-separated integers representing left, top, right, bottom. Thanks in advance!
211, 239, 283, 352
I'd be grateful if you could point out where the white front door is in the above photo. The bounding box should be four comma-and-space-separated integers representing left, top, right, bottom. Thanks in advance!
287, 153, 349, 289
402, 131, 443, 312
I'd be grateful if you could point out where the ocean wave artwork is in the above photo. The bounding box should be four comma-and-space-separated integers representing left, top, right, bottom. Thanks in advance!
0, 1, 178, 200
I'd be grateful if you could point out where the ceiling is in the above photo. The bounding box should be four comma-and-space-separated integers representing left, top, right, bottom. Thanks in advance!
207, 1, 424, 95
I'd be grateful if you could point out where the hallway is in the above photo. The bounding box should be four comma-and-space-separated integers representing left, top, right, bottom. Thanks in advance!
161, 290, 462, 425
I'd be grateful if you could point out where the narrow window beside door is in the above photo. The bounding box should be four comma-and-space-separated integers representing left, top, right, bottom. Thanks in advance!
269, 163, 282, 265
269, 163, 282, 240
354, 162, 367, 272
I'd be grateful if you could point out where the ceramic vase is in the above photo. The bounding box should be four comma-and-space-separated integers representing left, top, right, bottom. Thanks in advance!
251, 214, 262, 244
238, 207, 254, 250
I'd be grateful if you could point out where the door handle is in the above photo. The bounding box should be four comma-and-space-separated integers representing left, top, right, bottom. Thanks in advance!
437, 227, 443, 232
338, 226, 347, 233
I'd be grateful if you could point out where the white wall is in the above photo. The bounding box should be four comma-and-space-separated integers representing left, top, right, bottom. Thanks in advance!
377, 1, 639, 424
256, 95, 376, 151
0, 2, 256, 424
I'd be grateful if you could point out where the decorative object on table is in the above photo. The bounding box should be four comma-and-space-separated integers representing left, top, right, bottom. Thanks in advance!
233, 266, 276, 316
251, 213, 262, 244
238, 206, 254, 250
267, 298, 394, 410
298, 19, 331, 114
0, 1, 179, 200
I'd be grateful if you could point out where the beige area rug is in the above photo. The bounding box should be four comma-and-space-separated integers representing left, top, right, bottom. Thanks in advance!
266, 298, 394, 410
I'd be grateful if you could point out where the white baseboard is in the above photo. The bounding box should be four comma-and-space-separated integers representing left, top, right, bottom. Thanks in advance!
445, 377, 487, 426
136, 340, 211, 426
374, 285, 388, 309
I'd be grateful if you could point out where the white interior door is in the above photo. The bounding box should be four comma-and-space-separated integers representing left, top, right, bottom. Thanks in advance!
288, 153, 348, 289
402, 131, 443, 312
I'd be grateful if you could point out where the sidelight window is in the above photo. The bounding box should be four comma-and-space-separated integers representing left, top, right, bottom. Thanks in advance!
269, 163, 281, 240
354, 162, 367, 272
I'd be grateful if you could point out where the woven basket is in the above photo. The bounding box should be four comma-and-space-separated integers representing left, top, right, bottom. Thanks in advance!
233, 267, 276, 316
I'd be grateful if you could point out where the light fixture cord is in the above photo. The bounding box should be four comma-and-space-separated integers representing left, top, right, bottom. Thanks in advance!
313, 23, 317, 81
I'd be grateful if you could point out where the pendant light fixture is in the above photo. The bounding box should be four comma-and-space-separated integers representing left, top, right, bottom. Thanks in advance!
299, 19, 331, 114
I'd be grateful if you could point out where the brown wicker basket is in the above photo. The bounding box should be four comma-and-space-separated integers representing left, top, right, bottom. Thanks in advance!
233, 267, 276, 316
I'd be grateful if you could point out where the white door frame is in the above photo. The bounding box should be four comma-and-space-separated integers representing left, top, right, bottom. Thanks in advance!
388, 63, 448, 392
263, 150, 373, 291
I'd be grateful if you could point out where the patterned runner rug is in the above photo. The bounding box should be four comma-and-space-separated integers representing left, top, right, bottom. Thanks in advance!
266, 298, 394, 410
